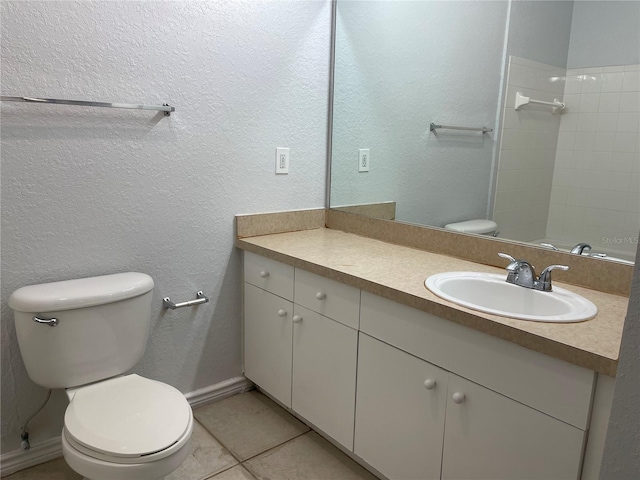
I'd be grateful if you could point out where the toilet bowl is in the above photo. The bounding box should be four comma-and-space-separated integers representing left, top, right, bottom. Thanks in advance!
62, 374, 193, 480
9, 273, 193, 480
444, 219, 498, 236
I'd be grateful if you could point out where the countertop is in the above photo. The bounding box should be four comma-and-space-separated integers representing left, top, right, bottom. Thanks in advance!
237, 228, 628, 376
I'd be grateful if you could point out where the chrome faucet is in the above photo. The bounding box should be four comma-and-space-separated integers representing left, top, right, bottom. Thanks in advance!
570, 243, 592, 255
498, 253, 569, 292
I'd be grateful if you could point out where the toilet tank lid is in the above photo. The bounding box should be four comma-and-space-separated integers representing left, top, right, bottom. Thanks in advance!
8, 272, 154, 313
444, 219, 498, 234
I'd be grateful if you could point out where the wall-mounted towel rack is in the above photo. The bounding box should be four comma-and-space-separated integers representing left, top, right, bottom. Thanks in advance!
430, 123, 493, 134
514, 92, 565, 114
1, 96, 175, 115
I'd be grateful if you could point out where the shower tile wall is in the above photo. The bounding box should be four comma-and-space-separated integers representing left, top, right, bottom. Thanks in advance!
493, 56, 565, 241
547, 65, 640, 258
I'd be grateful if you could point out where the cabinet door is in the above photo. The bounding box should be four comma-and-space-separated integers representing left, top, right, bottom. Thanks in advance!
292, 305, 357, 450
442, 373, 585, 480
354, 334, 448, 480
244, 283, 293, 407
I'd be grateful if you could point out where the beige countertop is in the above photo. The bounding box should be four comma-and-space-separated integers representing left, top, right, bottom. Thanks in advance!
237, 228, 628, 376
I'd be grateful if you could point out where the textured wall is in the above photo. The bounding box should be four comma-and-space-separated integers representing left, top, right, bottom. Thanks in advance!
600, 241, 640, 477
1, 0, 330, 454
330, 0, 508, 228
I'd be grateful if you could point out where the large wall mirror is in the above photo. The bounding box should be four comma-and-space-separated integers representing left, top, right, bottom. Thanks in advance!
329, 0, 640, 264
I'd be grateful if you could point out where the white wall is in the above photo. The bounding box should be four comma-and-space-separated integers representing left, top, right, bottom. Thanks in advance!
330, 0, 508, 227
1, 0, 330, 455
507, 0, 574, 68
568, 0, 640, 69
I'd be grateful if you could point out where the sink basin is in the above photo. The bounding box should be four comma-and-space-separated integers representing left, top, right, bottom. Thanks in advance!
425, 272, 597, 323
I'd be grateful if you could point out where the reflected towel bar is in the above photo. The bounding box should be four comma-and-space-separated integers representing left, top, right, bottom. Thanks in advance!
163, 291, 209, 309
514, 91, 565, 114
1, 96, 175, 115
430, 123, 493, 134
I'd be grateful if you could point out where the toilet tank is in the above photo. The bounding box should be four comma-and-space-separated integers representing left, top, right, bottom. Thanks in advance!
9, 273, 154, 389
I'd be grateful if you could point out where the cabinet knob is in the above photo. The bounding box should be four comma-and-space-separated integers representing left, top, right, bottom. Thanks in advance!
260, 271, 270, 278
423, 379, 436, 390
315, 292, 326, 300
292, 315, 303, 324
452, 392, 466, 404
277, 309, 287, 317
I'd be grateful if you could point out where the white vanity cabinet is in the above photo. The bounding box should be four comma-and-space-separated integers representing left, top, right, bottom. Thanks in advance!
357, 291, 590, 480
243, 252, 359, 450
243, 251, 600, 480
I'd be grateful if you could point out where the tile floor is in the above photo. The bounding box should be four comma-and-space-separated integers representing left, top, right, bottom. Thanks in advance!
4, 390, 379, 480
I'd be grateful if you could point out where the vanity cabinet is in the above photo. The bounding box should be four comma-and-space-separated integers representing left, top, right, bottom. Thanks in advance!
243, 251, 598, 480
243, 252, 358, 450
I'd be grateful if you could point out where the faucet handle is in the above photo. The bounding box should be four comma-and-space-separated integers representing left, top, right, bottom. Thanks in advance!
537, 264, 570, 291
498, 252, 516, 263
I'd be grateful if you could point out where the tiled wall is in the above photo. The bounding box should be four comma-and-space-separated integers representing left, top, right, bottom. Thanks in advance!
547, 65, 640, 258
493, 56, 565, 241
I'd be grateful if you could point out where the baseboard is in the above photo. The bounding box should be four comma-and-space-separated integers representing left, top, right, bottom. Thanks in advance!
0, 376, 254, 477
0, 436, 63, 477
185, 376, 254, 408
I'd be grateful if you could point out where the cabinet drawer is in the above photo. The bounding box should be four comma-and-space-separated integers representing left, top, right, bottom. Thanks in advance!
360, 291, 595, 429
244, 251, 294, 301
294, 269, 360, 329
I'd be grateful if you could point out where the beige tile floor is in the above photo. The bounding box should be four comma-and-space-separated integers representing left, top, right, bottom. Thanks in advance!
4, 390, 379, 480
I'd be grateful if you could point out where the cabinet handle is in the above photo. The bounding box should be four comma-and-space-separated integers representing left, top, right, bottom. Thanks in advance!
315, 292, 326, 300
260, 271, 270, 278
277, 309, 287, 317
452, 392, 466, 404
423, 379, 436, 390
292, 315, 303, 324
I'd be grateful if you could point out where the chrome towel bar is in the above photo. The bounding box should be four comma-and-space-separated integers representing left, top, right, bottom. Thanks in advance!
1, 96, 175, 116
163, 291, 209, 309
430, 122, 493, 134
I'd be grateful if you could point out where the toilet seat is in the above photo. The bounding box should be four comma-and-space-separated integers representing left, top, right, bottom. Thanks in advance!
64, 374, 192, 464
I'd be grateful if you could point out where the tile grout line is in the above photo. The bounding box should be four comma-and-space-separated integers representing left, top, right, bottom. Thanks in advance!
192, 408, 311, 478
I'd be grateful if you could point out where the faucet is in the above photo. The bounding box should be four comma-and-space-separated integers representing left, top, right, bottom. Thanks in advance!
540, 242, 559, 251
498, 253, 569, 292
570, 243, 592, 255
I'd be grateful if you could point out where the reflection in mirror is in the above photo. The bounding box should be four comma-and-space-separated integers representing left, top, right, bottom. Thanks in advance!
330, 0, 639, 264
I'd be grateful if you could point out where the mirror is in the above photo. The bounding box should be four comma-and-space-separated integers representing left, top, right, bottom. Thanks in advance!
330, 0, 639, 264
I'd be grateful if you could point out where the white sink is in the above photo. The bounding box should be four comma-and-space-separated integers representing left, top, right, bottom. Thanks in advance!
425, 272, 597, 323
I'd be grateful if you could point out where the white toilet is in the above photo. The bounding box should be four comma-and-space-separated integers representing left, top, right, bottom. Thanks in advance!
8, 272, 193, 480
443, 219, 498, 236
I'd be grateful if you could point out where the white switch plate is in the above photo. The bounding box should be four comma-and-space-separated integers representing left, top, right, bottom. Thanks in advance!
276, 147, 289, 174
359, 149, 370, 172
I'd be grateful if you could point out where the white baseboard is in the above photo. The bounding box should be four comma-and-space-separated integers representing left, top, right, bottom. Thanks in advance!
0, 436, 63, 477
0, 376, 254, 477
185, 376, 254, 408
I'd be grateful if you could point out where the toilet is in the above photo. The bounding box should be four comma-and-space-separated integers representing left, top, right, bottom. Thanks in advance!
443, 219, 498, 236
8, 273, 193, 480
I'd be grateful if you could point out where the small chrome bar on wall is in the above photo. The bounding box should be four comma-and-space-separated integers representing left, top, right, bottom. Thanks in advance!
430, 122, 493, 134
1, 96, 175, 115
163, 291, 209, 309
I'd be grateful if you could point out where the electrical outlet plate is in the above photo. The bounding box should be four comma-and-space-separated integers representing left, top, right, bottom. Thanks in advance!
276, 147, 289, 174
359, 149, 370, 172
